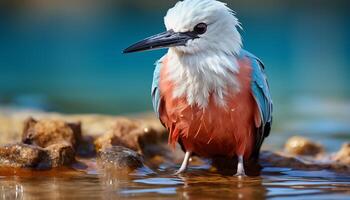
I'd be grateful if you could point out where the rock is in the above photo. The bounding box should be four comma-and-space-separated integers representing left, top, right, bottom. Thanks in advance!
260, 150, 350, 174
76, 135, 96, 158
22, 118, 81, 148
45, 143, 76, 168
0, 143, 47, 168
0, 143, 76, 169
334, 143, 350, 165
284, 136, 324, 156
94, 117, 184, 165
260, 151, 313, 169
19, 118, 82, 166
0, 108, 165, 146
97, 146, 144, 171
0, 114, 168, 169
94, 118, 140, 151
94, 118, 166, 154
19, 118, 81, 168
21, 117, 96, 157
97, 146, 152, 188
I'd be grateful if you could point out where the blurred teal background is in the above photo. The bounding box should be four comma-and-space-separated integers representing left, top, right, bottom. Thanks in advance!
0, 0, 349, 120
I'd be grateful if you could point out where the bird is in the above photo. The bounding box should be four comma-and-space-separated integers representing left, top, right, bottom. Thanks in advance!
123, 0, 272, 176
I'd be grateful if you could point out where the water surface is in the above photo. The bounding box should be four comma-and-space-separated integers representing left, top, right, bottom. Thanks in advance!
1, 161, 350, 200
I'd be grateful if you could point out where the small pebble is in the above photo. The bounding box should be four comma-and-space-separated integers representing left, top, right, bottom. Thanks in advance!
284, 136, 324, 156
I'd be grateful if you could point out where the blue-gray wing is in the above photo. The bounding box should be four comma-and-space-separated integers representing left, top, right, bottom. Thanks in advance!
151, 57, 164, 118
241, 50, 273, 158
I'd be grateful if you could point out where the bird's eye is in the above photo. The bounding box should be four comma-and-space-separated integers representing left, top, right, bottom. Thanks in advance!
193, 23, 207, 35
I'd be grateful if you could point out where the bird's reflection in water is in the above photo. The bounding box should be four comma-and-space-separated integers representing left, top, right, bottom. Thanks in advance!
97, 154, 267, 199
172, 156, 266, 199
176, 170, 267, 200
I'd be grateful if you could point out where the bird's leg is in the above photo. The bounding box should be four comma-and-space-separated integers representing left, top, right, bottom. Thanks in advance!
175, 151, 192, 175
235, 155, 247, 177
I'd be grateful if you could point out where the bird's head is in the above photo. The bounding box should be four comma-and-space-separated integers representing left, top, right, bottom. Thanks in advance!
124, 0, 242, 56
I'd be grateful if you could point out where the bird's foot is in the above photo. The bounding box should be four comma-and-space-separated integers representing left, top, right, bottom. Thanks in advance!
174, 168, 186, 175
234, 155, 247, 178
234, 167, 247, 178
234, 171, 247, 178
174, 151, 191, 175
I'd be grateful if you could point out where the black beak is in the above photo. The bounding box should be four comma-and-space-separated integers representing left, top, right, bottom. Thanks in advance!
123, 30, 198, 54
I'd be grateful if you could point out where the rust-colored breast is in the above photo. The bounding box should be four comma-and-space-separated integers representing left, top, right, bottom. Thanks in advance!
158, 57, 260, 159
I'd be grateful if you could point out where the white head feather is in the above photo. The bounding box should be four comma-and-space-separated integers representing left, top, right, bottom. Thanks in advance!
162, 0, 243, 108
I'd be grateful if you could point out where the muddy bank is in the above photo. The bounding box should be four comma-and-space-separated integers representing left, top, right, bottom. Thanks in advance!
0, 108, 349, 175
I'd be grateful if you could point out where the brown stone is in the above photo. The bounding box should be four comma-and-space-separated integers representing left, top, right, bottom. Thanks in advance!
97, 146, 144, 171
334, 143, 350, 165
0, 143, 47, 168
22, 117, 82, 148
45, 143, 76, 168
284, 136, 324, 156
0, 143, 76, 169
94, 118, 166, 154
260, 151, 314, 169
260, 150, 350, 174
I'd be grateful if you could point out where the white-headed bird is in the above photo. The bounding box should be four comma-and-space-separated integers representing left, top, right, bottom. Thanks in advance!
124, 0, 272, 176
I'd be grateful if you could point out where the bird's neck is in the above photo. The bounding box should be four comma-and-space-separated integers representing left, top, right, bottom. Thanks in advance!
165, 49, 241, 108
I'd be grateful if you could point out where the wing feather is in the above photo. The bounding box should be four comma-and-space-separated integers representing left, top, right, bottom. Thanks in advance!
241, 50, 273, 159
151, 56, 165, 118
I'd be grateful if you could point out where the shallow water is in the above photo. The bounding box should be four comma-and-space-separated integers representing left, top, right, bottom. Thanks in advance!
1, 98, 350, 199
1, 157, 350, 200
